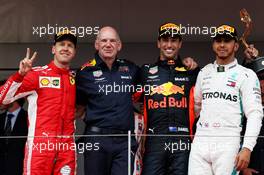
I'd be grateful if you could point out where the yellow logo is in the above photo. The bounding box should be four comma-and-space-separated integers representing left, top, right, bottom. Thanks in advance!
57, 29, 76, 37
160, 23, 180, 31
151, 82, 185, 96
69, 77, 75, 85
40, 78, 50, 86
81, 59, 96, 70
175, 67, 187, 71
217, 25, 235, 33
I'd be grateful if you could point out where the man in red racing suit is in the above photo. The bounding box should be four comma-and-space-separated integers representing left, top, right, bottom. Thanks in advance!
0, 30, 77, 175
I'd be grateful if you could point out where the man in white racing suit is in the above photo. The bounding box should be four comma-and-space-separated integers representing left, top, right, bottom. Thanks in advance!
188, 24, 263, 175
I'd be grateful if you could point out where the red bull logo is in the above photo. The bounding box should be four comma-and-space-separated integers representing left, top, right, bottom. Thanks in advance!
148, 97, 187, 109
150, 82, 185, 96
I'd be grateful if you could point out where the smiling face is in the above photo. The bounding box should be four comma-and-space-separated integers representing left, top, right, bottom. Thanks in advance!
52, 40, 76, 68
95, 27, 122, 61
158, 37, 182, 60
212, 37, 239, 64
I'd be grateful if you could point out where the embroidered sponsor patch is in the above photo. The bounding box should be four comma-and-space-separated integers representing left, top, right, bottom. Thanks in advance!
226, 72, 238, 87
148, 75, 159, 79
69, 76, 75, 85
119, 66, 129, 72
39, 76, 60, 88
226, 80, 236, 87
93, 70, 103, 77
121, 75, 132, 79
175, 77, 189, 81
60, 165, 71, 175
149, 66, 158, 74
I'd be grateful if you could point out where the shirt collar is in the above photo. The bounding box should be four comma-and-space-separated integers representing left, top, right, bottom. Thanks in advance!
7, 107, 21, 118
94, 52, 104, 66
213, 59, 238, 72
94, 52, 119, 70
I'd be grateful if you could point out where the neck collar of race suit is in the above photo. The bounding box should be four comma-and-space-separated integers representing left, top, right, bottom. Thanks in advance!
213, 59, 238, 72
48, 61, 70, 74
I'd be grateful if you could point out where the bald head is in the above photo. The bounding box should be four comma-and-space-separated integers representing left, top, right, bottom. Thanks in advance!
96, 26, 121, 42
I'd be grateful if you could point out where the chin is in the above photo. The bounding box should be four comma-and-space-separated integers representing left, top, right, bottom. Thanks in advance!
60, 59, 71, 65
217, 54, 228, 60
103, 55, 116, 60
164, 54, 175, 60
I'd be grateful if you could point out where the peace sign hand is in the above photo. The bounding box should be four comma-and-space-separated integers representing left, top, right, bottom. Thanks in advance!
18, 48, 37, 76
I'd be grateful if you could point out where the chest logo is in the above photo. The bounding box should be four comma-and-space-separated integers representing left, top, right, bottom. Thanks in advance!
150, 82, 184, 96
93, 70, 103, 77
226, 72, 238, 87
149, 66, 158, 74
39, 76, 61, 89
121, 75, 132, 80
69, 76, 75, 85
119, 66, 129, 72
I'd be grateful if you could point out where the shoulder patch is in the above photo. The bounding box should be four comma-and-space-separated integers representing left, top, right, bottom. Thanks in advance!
81, 59, 96, 70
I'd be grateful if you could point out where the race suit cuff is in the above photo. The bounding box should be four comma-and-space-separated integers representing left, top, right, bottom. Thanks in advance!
242, 143, 254, 152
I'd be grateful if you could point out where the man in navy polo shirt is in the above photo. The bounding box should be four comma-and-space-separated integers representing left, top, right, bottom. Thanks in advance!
76, 26, 139, 175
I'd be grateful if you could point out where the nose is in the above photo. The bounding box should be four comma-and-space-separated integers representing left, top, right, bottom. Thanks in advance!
167, 41, 173, 47
105, 40, 112, 47
62, 44, 71, 51
219, 41, 225, 47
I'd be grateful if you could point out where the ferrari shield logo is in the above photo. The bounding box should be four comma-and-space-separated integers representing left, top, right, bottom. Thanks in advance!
69, 76, 75, 85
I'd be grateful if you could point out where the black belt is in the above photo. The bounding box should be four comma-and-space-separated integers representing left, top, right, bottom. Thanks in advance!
147, 126, 189, 134
86, 126, 128, 134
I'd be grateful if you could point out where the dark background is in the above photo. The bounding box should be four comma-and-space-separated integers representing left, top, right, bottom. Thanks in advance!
1, 0, 264, 75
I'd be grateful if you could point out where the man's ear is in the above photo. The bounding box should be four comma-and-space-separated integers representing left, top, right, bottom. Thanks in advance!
234, 42, 239, 52
117, 41, 122, 51
52, 45, 55, 54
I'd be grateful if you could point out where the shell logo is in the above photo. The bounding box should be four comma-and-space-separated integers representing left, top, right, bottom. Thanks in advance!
40, 78, 50, 86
